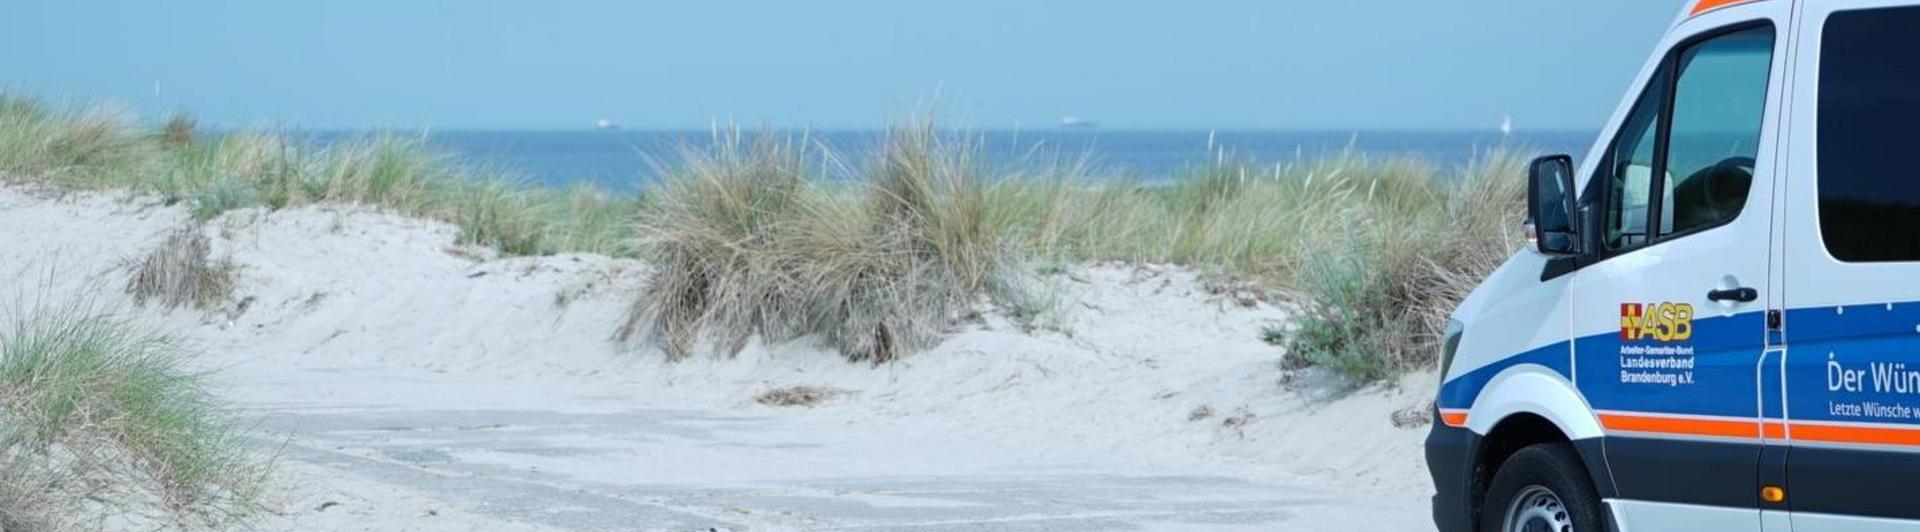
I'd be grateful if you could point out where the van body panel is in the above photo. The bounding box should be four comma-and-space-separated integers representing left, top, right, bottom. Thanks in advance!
1792, 511, 1920, 532
1439, 251, 1570, 389
1607, 499, 1763, 531
1781, 1, 1920, 529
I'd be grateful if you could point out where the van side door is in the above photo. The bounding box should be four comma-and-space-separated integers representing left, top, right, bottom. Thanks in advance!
1781, 2, 1920, 529
1564, 6, 1787, 529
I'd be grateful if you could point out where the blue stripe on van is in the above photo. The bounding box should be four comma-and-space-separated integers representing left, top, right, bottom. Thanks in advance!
1443, 301, 1920, 427
1439, 308, 1767, 417
1784, 301, 1920, 426
1577, 310, 1767, 419
1436, 340, 1571, 411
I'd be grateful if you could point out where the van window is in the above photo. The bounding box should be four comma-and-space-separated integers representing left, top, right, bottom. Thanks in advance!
1660, 27, 1772, 236
1594, 24, 1776, 255
1819, 7, 1920, 262
1602, 72, 1667, 251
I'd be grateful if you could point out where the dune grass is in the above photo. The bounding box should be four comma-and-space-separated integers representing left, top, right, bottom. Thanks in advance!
1276, 153, 1526, 380
995, 150, 1525, 380
0, 93, 641, 257
617, 122, 1528, 375
0, 292, 261, 530
0, 92, 1527, 382
617, 122, 1018, 362
1039, 154, 1515, 379
126, 224, 237, 311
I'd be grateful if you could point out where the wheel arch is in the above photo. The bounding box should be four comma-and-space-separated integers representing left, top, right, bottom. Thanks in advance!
1464, 364, 1603, 441
1463, 365, 1618, 523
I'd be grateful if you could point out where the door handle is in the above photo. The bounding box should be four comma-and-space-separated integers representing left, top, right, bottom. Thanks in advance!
1708, 287, 1759, 303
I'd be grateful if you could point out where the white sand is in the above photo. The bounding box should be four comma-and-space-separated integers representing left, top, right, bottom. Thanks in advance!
0, 184, 1437, 531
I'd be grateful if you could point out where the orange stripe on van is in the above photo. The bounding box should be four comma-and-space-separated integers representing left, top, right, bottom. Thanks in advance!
1599, 413, 1759, 439
1439, 410, 1469, 427
1791, 423, 1920, 447
1692, 0, 1759, 16
1592, 412, 1920, 446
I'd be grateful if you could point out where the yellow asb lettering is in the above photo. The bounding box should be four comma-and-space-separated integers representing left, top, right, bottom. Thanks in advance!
1619, 302, 1693, 342
1661, 302, 1693, 342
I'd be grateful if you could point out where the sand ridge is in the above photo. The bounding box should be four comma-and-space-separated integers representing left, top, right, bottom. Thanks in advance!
1, 184, 1436, 531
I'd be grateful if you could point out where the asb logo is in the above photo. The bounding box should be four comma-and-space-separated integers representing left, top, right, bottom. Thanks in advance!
1620, 302, 1694, 342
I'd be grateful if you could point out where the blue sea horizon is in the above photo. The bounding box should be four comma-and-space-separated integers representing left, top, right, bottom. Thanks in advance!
298, 129, 1597, 190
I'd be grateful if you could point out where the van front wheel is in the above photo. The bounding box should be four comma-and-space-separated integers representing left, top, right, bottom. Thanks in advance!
1478, 443, 1605, 532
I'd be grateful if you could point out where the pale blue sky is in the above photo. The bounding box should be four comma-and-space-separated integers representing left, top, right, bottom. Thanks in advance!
2, 1, 1680, 130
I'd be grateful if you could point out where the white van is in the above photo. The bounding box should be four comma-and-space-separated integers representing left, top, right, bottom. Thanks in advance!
1426, 1, 1920, 531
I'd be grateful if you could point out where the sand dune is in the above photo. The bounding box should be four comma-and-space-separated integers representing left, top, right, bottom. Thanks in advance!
1, 183, 1436, 531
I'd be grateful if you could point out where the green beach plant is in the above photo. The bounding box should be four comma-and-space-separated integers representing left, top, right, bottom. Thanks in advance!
619, 118, 1025, 363
0, 94, 644, 259
1281, 150, 1528, 381
616, 127, 814, 359
793, 119, 1014, 361
0, 94, 151, 186
0, 291, 262, 529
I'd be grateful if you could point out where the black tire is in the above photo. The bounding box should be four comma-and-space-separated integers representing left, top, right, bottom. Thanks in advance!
1477, 443, 1606, 532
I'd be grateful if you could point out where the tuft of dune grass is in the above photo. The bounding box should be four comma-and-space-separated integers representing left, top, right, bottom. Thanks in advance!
126, 224, 236, 311
616, 128, 814, 359
619, 118, 1022, 363
159, 112, 196, 147
801, 119, 1015, 361
1281, 151, 1528, 381
0, 95, 152, 185
0, 292, 262, 530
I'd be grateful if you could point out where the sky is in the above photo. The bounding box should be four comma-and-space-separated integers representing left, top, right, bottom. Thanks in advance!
2, 1, 1681, 131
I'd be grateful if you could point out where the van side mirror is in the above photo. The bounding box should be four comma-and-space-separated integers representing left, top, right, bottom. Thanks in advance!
1528, 155, 1578, 256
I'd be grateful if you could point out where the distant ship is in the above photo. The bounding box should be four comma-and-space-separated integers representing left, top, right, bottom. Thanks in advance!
596, 119, 621, 131
1499, 115, 1513, 136
1059, 116, 1098, 129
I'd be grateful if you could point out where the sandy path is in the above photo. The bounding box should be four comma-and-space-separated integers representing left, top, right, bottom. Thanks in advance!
246, 368, 1427, 531
1, 185, 1437, 531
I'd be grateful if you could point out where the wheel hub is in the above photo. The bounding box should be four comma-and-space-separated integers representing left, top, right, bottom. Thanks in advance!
1503, 485, 1574, 532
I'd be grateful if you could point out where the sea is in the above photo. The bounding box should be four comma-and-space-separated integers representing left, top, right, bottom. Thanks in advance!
303, 130, 1596, 191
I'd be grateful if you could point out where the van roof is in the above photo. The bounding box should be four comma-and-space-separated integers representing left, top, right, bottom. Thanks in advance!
1691, 0, 1768, 17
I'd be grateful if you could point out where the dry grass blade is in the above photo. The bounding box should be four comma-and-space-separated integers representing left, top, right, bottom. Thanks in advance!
125, 224, 236, 311
755, 385, 849, 408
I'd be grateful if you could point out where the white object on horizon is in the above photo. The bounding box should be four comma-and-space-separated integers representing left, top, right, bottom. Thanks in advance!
1059, 116, 1098, 128
596, 119, 621, 131
1499, 115, 1513, 136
